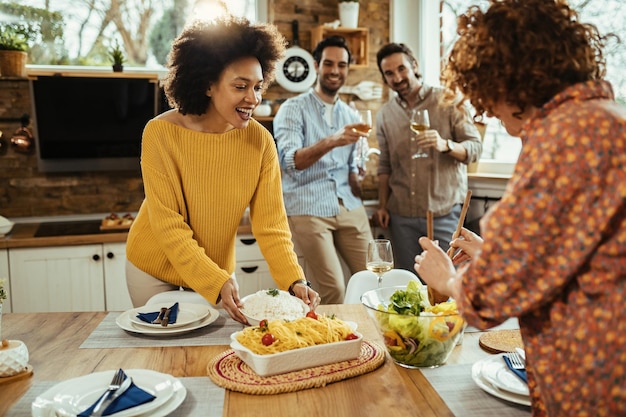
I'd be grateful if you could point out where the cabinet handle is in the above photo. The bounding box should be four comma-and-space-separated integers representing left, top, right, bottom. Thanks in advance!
92, 254, 101, 261
106, 252, 115, 259
240, 266, 259, 273
240, 238, 257, 245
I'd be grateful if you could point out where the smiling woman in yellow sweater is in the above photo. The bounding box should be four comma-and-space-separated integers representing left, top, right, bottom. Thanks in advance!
125, 16, 320, 324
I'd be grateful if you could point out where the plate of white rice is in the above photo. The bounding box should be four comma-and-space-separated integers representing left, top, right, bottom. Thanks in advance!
240, 289, 309, 325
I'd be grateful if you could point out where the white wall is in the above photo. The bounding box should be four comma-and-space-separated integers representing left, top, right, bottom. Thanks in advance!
390, 0, 441, 86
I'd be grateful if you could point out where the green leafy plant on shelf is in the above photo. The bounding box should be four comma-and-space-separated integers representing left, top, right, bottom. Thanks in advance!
0, 24, 30, 51
109, 39, 126, 71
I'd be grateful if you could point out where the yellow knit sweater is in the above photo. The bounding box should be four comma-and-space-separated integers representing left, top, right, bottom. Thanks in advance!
126, 118, 304, 304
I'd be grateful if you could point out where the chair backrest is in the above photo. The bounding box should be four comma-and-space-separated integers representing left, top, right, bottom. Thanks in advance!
146, 290, 210, 306
343, 269, 420, 304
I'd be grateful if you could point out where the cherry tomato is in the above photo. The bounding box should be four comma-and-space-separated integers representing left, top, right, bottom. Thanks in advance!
261, 333, 275, 346
306, 311, 318, 320
259, 319, 268, 329
345, 333, 359, 340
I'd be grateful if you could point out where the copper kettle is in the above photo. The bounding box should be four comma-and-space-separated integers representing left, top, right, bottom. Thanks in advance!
10, 114, 34, 154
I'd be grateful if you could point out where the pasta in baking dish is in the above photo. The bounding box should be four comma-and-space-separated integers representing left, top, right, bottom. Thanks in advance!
236, 315, 358, 355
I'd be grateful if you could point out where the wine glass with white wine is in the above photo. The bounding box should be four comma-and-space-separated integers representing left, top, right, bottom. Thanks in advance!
366, 239, 394, 288
410, 108, 430, 159
354, 109, 372, 168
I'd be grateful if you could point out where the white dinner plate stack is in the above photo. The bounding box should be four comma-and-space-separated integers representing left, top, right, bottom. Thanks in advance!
471, 354, 531, 407
116, 303, 219, 336
32, 369, 186, 417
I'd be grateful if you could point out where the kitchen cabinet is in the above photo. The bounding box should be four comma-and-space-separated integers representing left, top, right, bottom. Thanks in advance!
0, 249, 10, 313
235, 235, 276, 297
8, 243, 133, 313
310, 26, 369, 68
235, 234, 306, 297
102, 242, 133, 311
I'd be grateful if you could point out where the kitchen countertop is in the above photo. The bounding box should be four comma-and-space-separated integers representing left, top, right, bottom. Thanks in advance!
0, 218, 253, 249
0, 174, 510, 250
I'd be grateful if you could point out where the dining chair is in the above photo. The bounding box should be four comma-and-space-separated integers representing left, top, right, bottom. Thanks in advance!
146, 289, 210, 306
343, 269, 420, 304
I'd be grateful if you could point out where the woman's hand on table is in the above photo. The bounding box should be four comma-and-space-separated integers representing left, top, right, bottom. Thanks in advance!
220, 277, 249, 324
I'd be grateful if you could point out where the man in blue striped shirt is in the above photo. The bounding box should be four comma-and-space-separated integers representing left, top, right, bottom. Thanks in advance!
274, 36, 372, 304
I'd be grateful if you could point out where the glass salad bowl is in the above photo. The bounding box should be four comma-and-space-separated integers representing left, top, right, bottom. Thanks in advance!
361, 283, 466, 368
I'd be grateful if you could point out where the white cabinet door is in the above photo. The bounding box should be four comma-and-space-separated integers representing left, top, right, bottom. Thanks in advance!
235, 261, 274, 297
235, 234, 274, 296
9, 245, 105, 313
103, 242, 133, 311
0, 249, 10, 313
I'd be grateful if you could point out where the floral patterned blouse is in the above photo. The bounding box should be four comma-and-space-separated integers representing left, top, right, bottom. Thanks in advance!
458, 80, 626, 416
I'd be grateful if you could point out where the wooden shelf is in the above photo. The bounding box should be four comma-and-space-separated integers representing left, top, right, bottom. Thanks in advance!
310, 26, 369, 69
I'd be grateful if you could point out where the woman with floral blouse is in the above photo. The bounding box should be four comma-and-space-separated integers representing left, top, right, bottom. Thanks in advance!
414, 1, 626, 416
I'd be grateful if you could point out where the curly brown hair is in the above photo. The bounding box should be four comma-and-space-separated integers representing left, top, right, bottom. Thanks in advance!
442, 0, 611, 117
162, 16, 286, 115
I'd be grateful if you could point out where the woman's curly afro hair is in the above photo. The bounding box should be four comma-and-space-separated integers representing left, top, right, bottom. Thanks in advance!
442, 0, 612, 117
162, 15, 286, 115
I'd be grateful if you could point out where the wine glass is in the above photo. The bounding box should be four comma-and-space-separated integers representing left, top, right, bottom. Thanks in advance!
410, 108, 430, 159
366, 239, 394, 287
354, 109, 372, 168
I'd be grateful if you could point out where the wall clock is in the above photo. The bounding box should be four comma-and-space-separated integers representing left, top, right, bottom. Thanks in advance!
275, 20, 316, 92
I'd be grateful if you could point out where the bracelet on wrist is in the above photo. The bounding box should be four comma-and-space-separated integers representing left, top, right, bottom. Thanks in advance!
288, 279, 311, 296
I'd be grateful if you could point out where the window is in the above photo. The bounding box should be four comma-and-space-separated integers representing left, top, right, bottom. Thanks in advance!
392, 0, 625, 166
10, 0, 268, 67
441, 0, 625, 163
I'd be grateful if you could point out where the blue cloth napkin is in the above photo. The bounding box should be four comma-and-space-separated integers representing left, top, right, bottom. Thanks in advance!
136, 302, 179, 325
78, 370, 156, 416
503, 355, 528, 383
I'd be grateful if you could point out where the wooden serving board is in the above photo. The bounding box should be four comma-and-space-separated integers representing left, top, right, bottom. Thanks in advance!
0, 365, 33, 385
99, 223, 132, 231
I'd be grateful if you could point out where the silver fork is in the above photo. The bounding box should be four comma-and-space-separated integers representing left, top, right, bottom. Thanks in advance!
506, 351, 526, 370
91, 368, 125, 416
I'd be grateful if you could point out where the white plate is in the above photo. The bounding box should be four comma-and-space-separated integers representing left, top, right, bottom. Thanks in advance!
480, 354, 529, 396
116, 305, 219, 336
471, 357, 531, 407
142, 377, 186, 417
129, 303, 211, 328
31, 369, 181, 417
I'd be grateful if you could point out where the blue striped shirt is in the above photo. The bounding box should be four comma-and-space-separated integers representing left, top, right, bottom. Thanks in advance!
274, 89, 363, 217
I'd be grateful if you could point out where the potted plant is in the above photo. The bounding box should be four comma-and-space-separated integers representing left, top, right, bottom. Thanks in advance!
0, 24, 29, 78
109, 39, 126, 72
338, 0, 360, 28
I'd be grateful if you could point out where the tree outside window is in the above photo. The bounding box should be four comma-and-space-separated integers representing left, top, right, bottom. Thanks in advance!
441, 0, 625, 162
2, 0, 262, 67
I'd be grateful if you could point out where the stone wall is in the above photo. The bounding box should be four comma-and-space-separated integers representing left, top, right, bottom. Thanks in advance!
0, 0, 389, 218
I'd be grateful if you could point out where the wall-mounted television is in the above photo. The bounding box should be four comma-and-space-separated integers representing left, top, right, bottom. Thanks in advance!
28, 66, 166, 173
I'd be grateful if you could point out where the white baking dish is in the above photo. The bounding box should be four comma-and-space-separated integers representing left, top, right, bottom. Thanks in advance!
230, 323, 362, 377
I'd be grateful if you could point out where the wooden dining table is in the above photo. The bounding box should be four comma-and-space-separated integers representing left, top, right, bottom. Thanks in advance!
0, 304, 518, 417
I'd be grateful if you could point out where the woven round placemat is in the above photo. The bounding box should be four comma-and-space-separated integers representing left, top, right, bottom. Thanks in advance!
207, 340, 385, 395
479, 329, 524, 353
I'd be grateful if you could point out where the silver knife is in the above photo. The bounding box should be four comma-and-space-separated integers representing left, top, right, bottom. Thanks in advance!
93, 376, 132, 416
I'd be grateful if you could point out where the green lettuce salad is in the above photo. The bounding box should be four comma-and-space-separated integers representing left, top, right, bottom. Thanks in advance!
375, 280, 465, 367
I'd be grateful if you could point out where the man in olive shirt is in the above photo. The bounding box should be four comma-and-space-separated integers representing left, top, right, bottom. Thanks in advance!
374, 43, 482, 272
